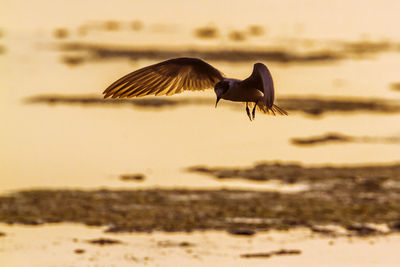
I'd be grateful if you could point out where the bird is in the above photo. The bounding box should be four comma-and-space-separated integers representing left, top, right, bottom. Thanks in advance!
103, 57, 287, 120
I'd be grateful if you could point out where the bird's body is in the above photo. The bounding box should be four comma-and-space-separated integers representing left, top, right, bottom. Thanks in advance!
103, 57, 287, 120
219, 78, 264, 103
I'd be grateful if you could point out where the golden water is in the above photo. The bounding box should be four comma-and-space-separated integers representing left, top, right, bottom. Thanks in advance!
1, 0, 400, 193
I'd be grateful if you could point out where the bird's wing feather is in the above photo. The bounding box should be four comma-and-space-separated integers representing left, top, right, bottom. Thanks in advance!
241, 63, 275, 108
103, 57, 224, 98
240, 63, 287, 115
257, 63, 275, 109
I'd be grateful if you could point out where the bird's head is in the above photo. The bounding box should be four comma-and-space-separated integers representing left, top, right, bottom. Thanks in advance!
214, 81, 229, 108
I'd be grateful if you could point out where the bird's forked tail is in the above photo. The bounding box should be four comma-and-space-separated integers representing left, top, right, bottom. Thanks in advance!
256, 102, 288, 116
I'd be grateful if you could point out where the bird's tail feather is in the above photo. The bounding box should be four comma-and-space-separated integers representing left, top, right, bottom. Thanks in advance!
253, 102, 288, 116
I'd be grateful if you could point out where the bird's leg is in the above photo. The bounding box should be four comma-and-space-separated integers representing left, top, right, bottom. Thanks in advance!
252, 101, 258, 120
246, 102, 252, 121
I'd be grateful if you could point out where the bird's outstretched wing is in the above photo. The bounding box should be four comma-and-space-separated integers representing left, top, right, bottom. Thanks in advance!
241, 63, 287, 115
103, 57, 224, 98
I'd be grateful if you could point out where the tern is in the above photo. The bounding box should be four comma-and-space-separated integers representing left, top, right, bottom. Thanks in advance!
103, 57, 287, 120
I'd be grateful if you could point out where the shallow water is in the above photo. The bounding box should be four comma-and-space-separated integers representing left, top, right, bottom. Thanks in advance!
1, 0, 400, 194
2, 1, 400, 266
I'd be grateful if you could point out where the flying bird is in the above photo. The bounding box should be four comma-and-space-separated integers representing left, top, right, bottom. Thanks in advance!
103, 57, 287, 120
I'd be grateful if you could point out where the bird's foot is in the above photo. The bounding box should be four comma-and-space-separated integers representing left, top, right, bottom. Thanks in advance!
246, 103, 252, 121
251, 102, 257, 120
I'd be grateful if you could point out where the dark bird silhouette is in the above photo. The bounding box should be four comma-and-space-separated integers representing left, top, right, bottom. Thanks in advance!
103, 57, 287, 120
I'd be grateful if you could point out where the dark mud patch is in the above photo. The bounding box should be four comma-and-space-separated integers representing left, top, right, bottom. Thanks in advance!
61, 55, 86, 66
278, 97, 400, 116
87, 238, 122, 246
310, 225, 338, 236
188, 162, 400, 185
104, 21, 121, 31
345, 224, 382, 236
227, 229, 256, 236
53, 39, 400, 65
73, 20, 144, 36
157, 240, 195, 248
53, 28, 69, 39
342, 40, 395, 56
25, 95, 201, 109
391, 83, 400, 92
291, 133, 400, 146
55, 42, 342, 63
1, 171, 400, 236
292, 133, 351, 145
247, 25, 264, 36
0, 231, 5, 237
241, 249, 301, 259
25, 95, 400, 117
74, 248, 85, 254
229, 31, 246, 42
130, 21, 144, 31
119, 174, 145, 182
194, 25, 219, 39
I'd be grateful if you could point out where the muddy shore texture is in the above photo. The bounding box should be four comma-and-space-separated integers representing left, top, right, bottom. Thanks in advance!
55, 40, 400, 64
1, 163, 400, 236
25, 95, 400, 117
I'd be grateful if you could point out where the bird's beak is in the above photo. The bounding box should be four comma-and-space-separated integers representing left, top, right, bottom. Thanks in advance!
215, 97, 221, 108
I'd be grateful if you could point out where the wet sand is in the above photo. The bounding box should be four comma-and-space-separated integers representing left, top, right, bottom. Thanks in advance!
1, 224, 400, 267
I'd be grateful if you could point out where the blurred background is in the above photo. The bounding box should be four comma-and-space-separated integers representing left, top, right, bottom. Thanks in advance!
1, 0, 400, 265
1, 0, 400, 192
